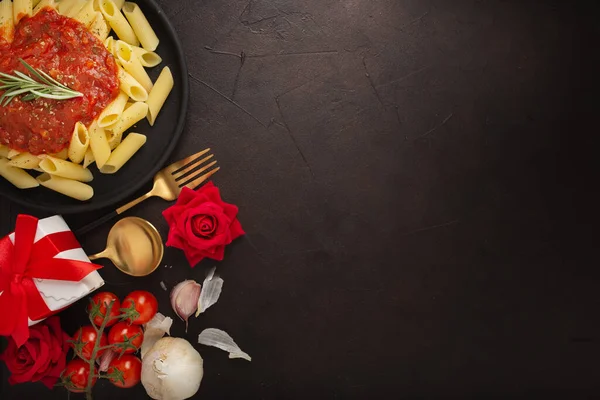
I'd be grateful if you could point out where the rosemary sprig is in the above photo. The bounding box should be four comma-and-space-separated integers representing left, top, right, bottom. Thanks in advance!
0, 58, 83, 106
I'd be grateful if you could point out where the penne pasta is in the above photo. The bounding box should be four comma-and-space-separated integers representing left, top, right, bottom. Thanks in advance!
117, 65, 148, 102
107, 101, 148, 138
117, 41, 152, 92
100, 132, 145, 174
146, 67, 173, 126
51, 148, 69, 160
7, 149, 21, 159
89, 122, 111, 168
107, 130, 122, 150
0, 158, 39, 189
0, 0, 15, 43
83, 148, 95, 168
100, 0, 139, 46
7, 152, 41, 169
68, 122, 90, 163
74, 0, 96, 26
37, 173, 94, 201
97, 91, 128, 127
33, 0, 56, 15
0, 144, 9, 158
89, 11, 110, 41
131, 45, 162, 68
13, 0, 32, 25
57, 0, 77, 15
122, 2, 158, 51
39, 156, 93, 182
64, 0, 87, 17
104, 35, 116, 53
112, 0, 125, 9
32, 0, 42, 7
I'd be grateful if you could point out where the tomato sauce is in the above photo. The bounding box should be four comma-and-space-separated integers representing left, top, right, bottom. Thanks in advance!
0, 8, 119, 155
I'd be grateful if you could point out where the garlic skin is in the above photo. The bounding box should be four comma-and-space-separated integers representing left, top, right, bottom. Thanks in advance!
170, 280, 201, 331
142, 312, 173, 359
141, 337, 204, 400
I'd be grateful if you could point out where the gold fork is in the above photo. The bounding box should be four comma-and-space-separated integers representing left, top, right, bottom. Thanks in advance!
75, 149, 219, 236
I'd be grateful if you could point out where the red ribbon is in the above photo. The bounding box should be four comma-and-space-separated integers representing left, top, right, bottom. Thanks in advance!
0, 215, 101, 347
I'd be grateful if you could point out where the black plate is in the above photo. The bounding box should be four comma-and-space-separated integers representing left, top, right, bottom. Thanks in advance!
0, 0, 188, 214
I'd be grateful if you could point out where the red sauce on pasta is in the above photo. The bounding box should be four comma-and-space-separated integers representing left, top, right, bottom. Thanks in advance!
0, 8, 119, 155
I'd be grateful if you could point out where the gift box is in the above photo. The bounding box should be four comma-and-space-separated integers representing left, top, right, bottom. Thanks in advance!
0, 214, 104, 346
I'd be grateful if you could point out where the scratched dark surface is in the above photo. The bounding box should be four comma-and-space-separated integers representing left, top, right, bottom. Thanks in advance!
1, 0, 598, 398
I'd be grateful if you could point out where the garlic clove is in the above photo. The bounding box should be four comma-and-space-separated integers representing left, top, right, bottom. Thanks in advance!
170, 280, 201, 332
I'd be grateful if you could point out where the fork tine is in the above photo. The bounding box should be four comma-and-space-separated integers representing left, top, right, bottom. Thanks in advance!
171, 154, 214, 181
180, 165, 220, 190
166, 148, 211, 174
179, 160, 217, 186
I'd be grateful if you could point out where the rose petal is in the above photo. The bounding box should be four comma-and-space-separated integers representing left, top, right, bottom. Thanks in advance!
229, 218, 245, 239
175, 187, 199, 205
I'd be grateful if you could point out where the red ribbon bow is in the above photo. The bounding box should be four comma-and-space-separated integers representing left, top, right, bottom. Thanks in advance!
0, 215, 101, 347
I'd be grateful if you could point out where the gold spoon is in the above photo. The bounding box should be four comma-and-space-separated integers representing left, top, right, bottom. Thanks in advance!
89, 217, 164, 277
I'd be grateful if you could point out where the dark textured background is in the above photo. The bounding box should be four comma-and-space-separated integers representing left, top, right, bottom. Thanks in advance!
1, 0, 598, 398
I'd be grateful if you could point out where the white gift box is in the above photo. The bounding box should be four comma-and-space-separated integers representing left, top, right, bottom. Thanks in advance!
2, 215, 104, 326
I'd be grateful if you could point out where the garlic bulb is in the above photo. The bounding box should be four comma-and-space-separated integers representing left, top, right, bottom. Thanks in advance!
141, 337, 204, 400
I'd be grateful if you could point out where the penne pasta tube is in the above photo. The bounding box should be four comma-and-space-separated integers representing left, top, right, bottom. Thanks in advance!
117, 65, 148, 102
83, 148, 95, 168
122, 2, 158, 51
39, 156, 94, 182
64, 0, 86, 17
68, 122, 90, 163
100, 132, 145, 174
89, 11, 110, 41
0, 0, 15, 43
51, 148, 68, 160
32, 0, 41, 7
107, 130, 122, 150
121, 56, 153, 92
104, 36, 116, 53
89, 122, 111, 168
97, 91, 128, 127
131, 45, 162, 68
107, 101, 148, 137
0, 144, 10, 158
37, 173, 93, 201
13, 0, 32, 25
0, 158, 39, 189
112, 0, 124, 9
146, 67, 173, 126
33, 0, 56, 15
114, 39, 153, 91
7, 152, 41, 169
100, 0, 139, 46
57, 0, 77, 14
113, 38, 133, 63
7, 149, 21, 159
74, 0, 97, 26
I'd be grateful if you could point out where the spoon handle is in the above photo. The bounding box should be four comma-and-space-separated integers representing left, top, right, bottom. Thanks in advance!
74, 210, 117, 237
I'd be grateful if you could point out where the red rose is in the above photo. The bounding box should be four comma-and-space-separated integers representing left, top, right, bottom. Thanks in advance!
0, 316, 70, 388
163, 181, 245, 266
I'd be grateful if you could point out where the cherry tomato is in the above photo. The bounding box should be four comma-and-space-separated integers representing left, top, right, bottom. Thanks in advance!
71, 326, 108, 360
122, 290, 158, 325
61, 359, 97, 393
87, 292, 121, 327
108, 322, 144, 354
107, 355, 142, 388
